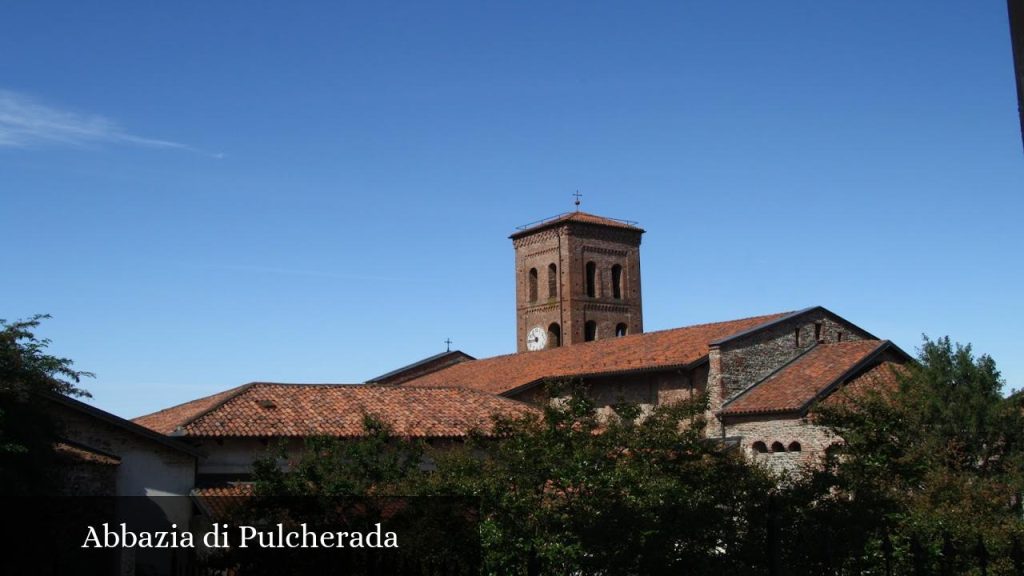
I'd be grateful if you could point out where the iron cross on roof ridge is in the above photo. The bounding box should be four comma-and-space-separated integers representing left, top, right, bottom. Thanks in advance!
573, 190, 582, 211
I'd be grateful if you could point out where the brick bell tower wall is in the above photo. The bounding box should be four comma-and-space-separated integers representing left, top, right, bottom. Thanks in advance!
513, 220, 643, 352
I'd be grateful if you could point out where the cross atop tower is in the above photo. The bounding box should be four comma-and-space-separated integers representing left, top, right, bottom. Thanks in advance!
444, 338, 452, 352
573, 190, 582, 211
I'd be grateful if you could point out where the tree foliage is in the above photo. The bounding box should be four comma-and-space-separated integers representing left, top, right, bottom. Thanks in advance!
249, 338, 1023, 574
783, 336, 1024, 573
254, 382, 777, 574
430, 381, 778, 574
0, 314, 91, 494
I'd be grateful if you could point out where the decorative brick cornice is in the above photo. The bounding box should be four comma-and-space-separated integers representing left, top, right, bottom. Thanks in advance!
583, 303, 632, 313
522, 246, 560, 259
582, 246, 628, 257
512, 227, 562, 248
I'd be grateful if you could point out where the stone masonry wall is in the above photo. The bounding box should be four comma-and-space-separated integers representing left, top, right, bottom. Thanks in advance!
53, 403, 196, 498
724, 415, 837, 477
707, 309, 874, 416
508, 367, 704, 420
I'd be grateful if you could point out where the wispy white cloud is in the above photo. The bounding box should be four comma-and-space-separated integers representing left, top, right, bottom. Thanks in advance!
0, 89, 222, 157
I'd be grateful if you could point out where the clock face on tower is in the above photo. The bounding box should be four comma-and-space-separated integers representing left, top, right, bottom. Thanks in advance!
526, 326, 547, 351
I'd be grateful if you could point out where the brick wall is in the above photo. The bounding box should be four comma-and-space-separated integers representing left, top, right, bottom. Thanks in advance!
514, 222, 643, 351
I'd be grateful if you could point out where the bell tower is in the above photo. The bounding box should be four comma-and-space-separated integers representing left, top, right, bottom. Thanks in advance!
511, 210, 644, 352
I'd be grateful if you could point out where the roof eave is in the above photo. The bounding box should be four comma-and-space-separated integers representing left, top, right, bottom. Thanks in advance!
498, 358, 707, 398
509, 216, 645, 240
708, 306, 881, 347
43, 392, 205, 458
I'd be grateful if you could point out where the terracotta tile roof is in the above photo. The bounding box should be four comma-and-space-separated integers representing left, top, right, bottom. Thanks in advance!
134, 383, 537, 438
510, 211, 643, 238
192, 484, 254, 498
721, 340, 891, 416
191, 484, 254, 520
133, 383, 250, 438
54, 442, 121, 466
400, 312, 793, 395
820, 360, 906, 409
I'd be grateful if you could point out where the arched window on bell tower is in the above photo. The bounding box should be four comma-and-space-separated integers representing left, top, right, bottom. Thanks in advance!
528, 268, 538, 303
585, 261, 597, 297
615, 323, 627, 337
611, 264, 623, 299
584, 321, 597, 342
548, 323, 561, 348
547, 263, 557, 299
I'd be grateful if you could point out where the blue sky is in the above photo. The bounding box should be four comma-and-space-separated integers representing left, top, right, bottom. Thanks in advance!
2, 1, 1021, 418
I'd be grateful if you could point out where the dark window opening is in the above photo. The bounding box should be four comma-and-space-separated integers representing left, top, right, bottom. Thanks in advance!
771, 441, 786, 453
547, 263, 557, 299
584, 321, 597, 342
794, 327, 801, 347
611, 264, 623, 299
837, 331, 844, 342
528, 268, 538, 303
548, 323, 561, 348
752, 441, 768, 454
585, 261, 597, 297
615, 323, 627, 337
788, 441, 802, 452
814, 322, 823, 342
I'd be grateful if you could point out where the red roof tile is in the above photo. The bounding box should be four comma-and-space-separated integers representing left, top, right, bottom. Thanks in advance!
133, 383, 250, 437
134, 384, 537, 438
820, 360, 906, 409
400, 312, 792, 395
54, 442, 121, 466
721, 340, 890, 416
191, 484, 254, 520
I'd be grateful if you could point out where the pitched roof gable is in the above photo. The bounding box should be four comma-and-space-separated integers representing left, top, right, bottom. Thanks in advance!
400, 312, 792, 395
134, 383, 537, 438
708, 306, 878, 347
720, 340, 904, 416
365, 350, 476, 385
133, 383, 252, 437
45, 392, 204, 457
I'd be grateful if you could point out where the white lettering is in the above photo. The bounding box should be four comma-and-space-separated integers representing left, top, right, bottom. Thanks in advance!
239, 526, 257, 548
82, 525, 101, 548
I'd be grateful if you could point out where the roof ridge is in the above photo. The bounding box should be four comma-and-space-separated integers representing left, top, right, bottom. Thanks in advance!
433, 311, 795, 367
133, 382, 252, 421
174, 383, 257, 433
244, 381, 363, 387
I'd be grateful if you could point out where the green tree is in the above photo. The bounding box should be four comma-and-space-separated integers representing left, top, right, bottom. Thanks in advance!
250, 382, 777, 575
0, 314, 92, 494
252, 414, 423, 497
421, 381, 776, 575
785, 336, 1024, 573
243, 416, 474, 575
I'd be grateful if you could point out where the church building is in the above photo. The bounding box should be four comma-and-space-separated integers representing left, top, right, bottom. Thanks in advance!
135, 209, 910, 481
